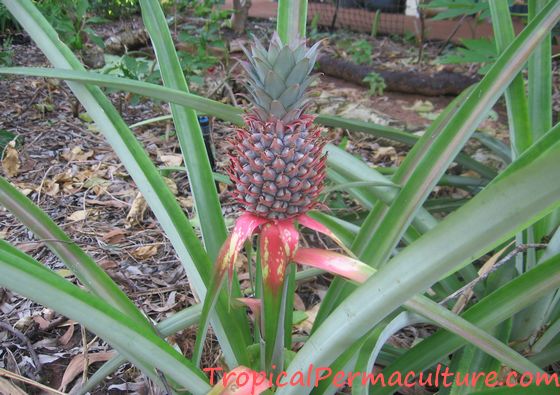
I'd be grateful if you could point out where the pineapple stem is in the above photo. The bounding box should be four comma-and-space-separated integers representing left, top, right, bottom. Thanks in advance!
277, 0, 308, 43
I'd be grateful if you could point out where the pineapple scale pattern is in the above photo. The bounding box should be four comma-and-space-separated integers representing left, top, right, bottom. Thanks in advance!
228, 33, 327, 220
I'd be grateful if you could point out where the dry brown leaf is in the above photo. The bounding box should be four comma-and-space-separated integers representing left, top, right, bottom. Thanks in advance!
373, 146, 397, 162
61, 146, 94, 162
43, 169, 74, 196
131, 245, 159, 260
178, 196, 194, 209
43, 180, 60, 197
99, 259, 118, 270
296, 304, 320, 334
15, 242, 43, 254
32, 316, 52, 330
52, 169, 74, 183
159, 154, 183, 167
126, 192, 147, 228
14, 182, 34, 196
0, 377, 27, 395
58, 352, 115, 391
102, 228, 127, 244
85, 198, 127, 209
293, 293, 306, 311
2, 140, 20, 178
68, 210, 88, 222
164, 177, 178, 195
58, 323, 75, 346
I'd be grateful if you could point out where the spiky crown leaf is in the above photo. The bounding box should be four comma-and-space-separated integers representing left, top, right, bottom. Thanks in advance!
241, 32, 321, 123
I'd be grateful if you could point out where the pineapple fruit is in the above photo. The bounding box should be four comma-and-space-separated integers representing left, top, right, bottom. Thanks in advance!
228, 33, 327, 220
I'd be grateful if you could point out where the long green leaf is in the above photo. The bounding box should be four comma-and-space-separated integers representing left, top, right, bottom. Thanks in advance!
512, 0, 557, 344
79, 304, 203, 395
0, 67, 245, 124
1, 0, 245, 368
368, 261, 560, 394
528, 0, 552, 143
277, 121, 560, 395
139, 0, 226, 261
326, 144, 438, 232
352, 86, 474, 267
140, 0, 251, 365
489, 1, 531, 157
317, 114, 497, 179
0, 177, 150, 329
352, 0, 560, 271
277, 0, 307, 43
0, 241, 210, 394
352, 313, 427, 395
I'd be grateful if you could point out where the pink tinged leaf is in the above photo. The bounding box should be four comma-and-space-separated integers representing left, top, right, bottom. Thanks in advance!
223, 213, 269, 290
192, 212, 267, 367
259, 220, 299, 292
292, 248, 374, 284
219, 366, 272, 395
235, 297, 262, 314
235, 298, 262, 324
297, 214, 354, 256
234, 297, 263, 336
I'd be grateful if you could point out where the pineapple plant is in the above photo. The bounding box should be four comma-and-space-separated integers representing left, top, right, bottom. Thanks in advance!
195, 32, 369, 375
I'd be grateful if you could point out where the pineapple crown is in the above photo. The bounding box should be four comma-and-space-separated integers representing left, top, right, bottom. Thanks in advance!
240, 32, 321, 123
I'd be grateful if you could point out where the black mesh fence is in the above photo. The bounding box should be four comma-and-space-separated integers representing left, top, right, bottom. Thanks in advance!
308, 0, 408, 35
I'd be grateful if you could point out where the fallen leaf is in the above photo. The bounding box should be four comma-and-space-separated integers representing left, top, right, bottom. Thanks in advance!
159, 154, 183, 167
43, 169, 74, 196
33, 102, 54, 113
85, 198, 127, 209
102, 228, 127, 244
55, 269, 74, 278
32, 316, 51, 330
2, 140, 20, 177
14, 316, 33, 330
68, 210, 88, 221
126, 192, 147, 228
99, 259, 118, 270
403, 100, 434, 113
178, 196, 194, 209
59, 352, 115, 391
0, 377, 27, 395
83, 177, 109, 195
336, 102, 388, 124
59, 323, 75, 346
78, 112, 93, 123
43, 180, 60, 197
164, 177, 178, 195
293, 293, 305, 311
373, 146, 397, 162
296, 304, 320, 334
131, 245, 158, 260
61, 146, 94, 162
15, 242, 43, 254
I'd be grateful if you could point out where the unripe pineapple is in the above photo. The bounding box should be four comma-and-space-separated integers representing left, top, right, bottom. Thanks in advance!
228, 33, 326, 220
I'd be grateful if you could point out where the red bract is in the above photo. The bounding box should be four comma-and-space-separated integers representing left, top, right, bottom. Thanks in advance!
215, 212, 367, 296
193, 211, 372, 366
